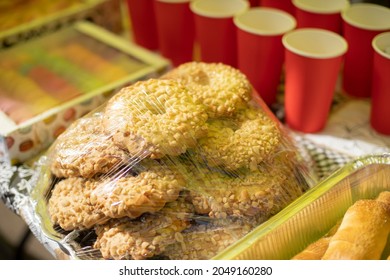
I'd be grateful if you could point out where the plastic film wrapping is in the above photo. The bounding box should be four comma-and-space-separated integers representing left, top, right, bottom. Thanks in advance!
33, 62, 315, 260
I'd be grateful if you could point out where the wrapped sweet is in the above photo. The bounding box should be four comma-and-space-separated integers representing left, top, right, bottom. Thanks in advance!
36, 62, 314, 260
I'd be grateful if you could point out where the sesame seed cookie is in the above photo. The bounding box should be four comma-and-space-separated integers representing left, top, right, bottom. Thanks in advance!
94, 197, 194, 260
103, 79, 208, 159
50, 112, 129, 178
48, 177, 109, 231
162, 62, 252, 118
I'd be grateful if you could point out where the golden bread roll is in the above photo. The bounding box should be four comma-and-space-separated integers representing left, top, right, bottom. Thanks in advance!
292, 237, 332, 260
376, 191, 390, 205
322, 193, 390, 260
292, 221, 341, 260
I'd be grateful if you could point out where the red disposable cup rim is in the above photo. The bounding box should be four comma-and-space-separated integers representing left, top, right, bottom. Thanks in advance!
234, 7, 296, 36
372, 31, 390, 60
190, 0, 249, 18
282, 28, 348, 59
292, 0, 349, 14
341, 3, 390, 31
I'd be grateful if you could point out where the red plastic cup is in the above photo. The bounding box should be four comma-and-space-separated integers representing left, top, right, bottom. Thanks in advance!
260, 0, 295, 16
190, 0, 249, 67
126, 0, 159, 50
292, 0, 350, 34
370, 32, 390, 135
282, 28, 348, 133
154, 0, 195, 67
341, 3, 390, 98
249, 0, 259, 7
234, 7, 296, 106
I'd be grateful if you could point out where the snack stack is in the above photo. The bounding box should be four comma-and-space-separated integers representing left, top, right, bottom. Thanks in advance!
44, 62, 312, 260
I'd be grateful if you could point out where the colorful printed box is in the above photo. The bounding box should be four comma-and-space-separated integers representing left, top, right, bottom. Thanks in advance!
0, 0, 125, 49
0, 21, 170, 164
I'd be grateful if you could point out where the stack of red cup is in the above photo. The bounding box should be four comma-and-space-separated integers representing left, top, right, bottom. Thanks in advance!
125, 0, 390, 135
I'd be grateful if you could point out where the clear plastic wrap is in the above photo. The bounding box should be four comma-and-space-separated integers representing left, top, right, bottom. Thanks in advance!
32, 62, 315, 260
214, 154, 390, 260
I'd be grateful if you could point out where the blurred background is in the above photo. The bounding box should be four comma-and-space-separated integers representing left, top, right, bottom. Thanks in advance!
0, 203, 54, 259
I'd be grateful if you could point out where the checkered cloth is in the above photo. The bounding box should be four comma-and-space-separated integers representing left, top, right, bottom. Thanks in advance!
293, 134, 353, 180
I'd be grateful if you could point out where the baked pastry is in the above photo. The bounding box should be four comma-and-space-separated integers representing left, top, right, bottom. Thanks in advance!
188, 151, 303, 219
43, 62, 310, 260
292, 221, 341, 260
162, 62, 252, 118
90, 160, 185, 219
163, 219, 254, 260
94, 197, 194, 260
196, 106, 281, 170
322, 192, 390, 260
48, 177, 109, 231
49, 112, 129, 178
103, 79, 208, 158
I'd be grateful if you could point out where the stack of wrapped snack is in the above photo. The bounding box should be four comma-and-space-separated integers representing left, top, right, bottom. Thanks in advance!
42, 62, 313, 260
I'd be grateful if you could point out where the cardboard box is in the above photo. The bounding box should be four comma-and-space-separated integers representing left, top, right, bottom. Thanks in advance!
0, 21, 170, 164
